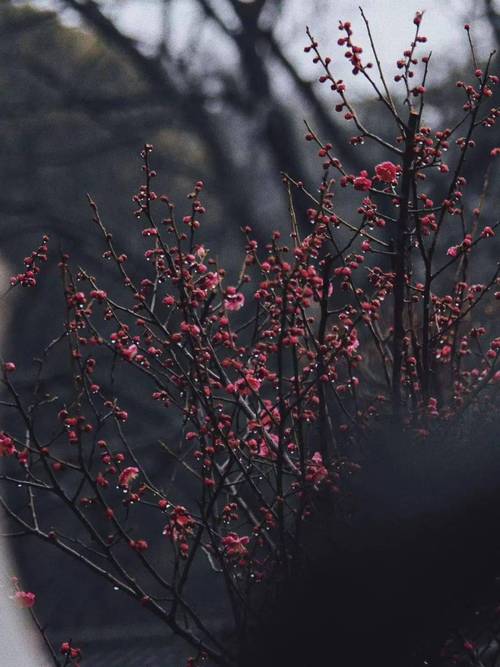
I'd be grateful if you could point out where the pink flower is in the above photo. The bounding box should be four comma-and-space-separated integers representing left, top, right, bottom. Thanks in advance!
129, 539, 149, 551
17, 449, 28, 466
164, 506, 195, 555
90, 289, 107, 302
481, 226, 495, 238
305, 452, 329, 486
121, 344, 138, 362
421, 214, 437, 232
346, 330, 360, 356
447, 246, 459, 257
14, 591, 36, 608
180, 322, 201, 336
60, 642, 81, 659
375, 161, 399, 183
171, 507, 194, 530
234, 373, 261, 396
0, 433, 15, 457
224, 287, 245, 311
437, 345, 452, 361
258, 434, 278, 460
353, 170, 372, 191
196, 245, 207, 259
490, 147, 500, 157
222, 533, 250, 559
118, 466, 139, 488
204, 272, 221, 290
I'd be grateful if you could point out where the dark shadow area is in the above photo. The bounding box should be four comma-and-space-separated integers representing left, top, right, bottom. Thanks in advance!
243, 415, 500, 667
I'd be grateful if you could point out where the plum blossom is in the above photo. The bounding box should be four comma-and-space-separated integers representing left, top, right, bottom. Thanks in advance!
196, 245, 207, 260
60, 642, 81, 660
481, 226, 495, 238
180, 322, 201, 337
129, 539, 149, 552
375, 161, 400, 183
121, 344, 138, 362
222, 533, 250, 560
90, 289, 107, 302
162, 294, 175, 306
204, 272, 221, 290
258, 433, 278, 460
233, 373, 261, 396
0, 433, 15, 457
118, 466, 139, 488
437, 344, 452, 362
305, 452, 329, 486
224, 286, 245, 311
346, 330, 360, 357
353, 170, 372, 191
164, 506, 195, 557
13, 591, 36, 608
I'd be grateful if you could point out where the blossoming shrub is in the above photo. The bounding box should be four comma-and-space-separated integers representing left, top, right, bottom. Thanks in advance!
1, 10, 499, 667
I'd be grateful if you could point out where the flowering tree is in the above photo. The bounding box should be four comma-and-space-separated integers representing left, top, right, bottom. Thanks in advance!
1, 9, 499, 667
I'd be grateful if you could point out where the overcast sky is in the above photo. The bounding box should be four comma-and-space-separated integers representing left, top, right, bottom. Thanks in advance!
23, 0, 500, 100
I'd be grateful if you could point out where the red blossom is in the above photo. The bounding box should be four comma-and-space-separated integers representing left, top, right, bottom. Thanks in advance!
118, 466, 139, 488
164, 506, 195, 555
61, 641, 82, 661
305, 452, 329, 486
224, 287, 245, 311
222, 533, 250, 560
13, 591, 36, 608
129, 539, 149, 551
121, 344, 138, 362
229, 372, 262, 396
375, 161, 399, 183
353, 170, 372, 191
0, 433, 15, 457
90, 289, 107, 302
481, 226, 495, 238
162, 294, 175, 306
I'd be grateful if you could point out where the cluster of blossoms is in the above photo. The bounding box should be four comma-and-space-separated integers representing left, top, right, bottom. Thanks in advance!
60, 641, 82, 666
342, 160, 400, 193
0, 11, 499, 667
163, 505, 195, 558
9, 235, 49, 288
0, 432, 15, 457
